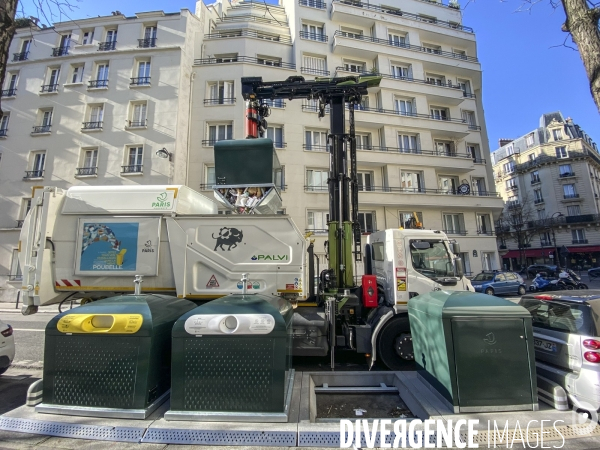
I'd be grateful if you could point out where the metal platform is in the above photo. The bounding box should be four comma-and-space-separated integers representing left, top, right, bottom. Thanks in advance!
0, 371, 587, 447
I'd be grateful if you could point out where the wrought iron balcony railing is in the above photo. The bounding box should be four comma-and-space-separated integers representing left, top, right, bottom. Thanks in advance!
121, 165, 143, 173
195, 56, 296, 69
204, 30, 292, 44
201, 139, 234, 146
98, 41, 117, 51
534, 198, 545, 204
1, 89, 16, 97
303, 144, 329, 152
127, 120, 147, 127
559, 172, 575, 178
564, 193, 580, 199
204, 98, 236, 105
301, 67, 330, 76
88, 79, 108, 88
443, 229, 468, 236
76, 167, 98, 176
52, 47, 69, 57
12, 51, 28, 61
299, 31, 328, 42
40, 84, 59, 93
24, 170, 44, 178
32, 125, 51, 134
82, 121, 103, 130
130, 77, 151, 86
531, 177, 541, 184
299, 0, 327, 8
573, 239, 589, 244
303, 184, 501, 197
138, 38, 157, 48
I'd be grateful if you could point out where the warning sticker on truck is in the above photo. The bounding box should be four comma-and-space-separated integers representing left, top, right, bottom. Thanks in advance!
206, 275, 220, 288
397, 278, 406, 291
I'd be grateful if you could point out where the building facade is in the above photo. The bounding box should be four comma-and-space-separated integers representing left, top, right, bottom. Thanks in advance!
491, 112, 600, 271
0, 0, 502, 302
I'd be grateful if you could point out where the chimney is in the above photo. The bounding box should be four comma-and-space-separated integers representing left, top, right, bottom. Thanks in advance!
499, 138, 514, 148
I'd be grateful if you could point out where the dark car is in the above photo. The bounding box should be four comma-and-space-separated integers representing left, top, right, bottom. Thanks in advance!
588, 267, 600, 279
471, 271, 527, 296
527, 264, 558, 278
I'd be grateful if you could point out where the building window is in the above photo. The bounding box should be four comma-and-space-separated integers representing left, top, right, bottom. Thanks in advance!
53, 33, 71, 56
41, 67, 60, 93
0, 114, 9, 137
100, 29, 118, 51
132, 60, 151, 85
435, 140, 455, 156
302, 55, 327, 75
129, 102, 147, 128
559, 164, 573, 177
10, 249, 22, 281
357, 171, 374, 191
301, 23, 325, 41
395, 98, 415, 116
505, 178, 517, 190
426, 74, 444, 86
526, 133, 535, 147
356, 133, 371, 150
540, 232, 552, 246
401, 171, 424, 192
472, 177, 486, 195
553, 129, 563, 141
457, 79, 472, 96
140, 25, 157, 47
77, 148, 98, 176
33, 109, 53, 133
567, 205, 581, 216
82, 104, 104, 130
430, 107, 449, 120
257, 55, 282, 66
388, 32, 407, 47
3, 72, 18, 96
503, 161, 515, 174
206, 123, 233, 145
477, 214, 492, 235
534, 189, 543, 203
275, 165, 285, 191
206, 166, 215, 187
305, 129, 328, 151
307, 211, 329, 233
563, 184, 578, 198
556, 146, 568, 158
358, 212, 376, 233
531, 170, 540, 183
14, 39, 30, 61
462, 110, 477, 129
70, 63, 84, 83
25, 151, 46, 179
468, 144, 481, 162
306, 169, 328, 191
267, 125, 284, 148
439, 175, 459, 194
572, 229, 586, 244
422, 43, 441, 54
343, 60, 366, 73
443, 213, 465, 235
397, 133, 418, 153
80, 29, 94, 45
207, 81, 234, 104
399, 211, 423, 229
214, 53, 238, 63
90, 63, 109, 88
505, 144, 514, 156
391, 64, 411, 79
123, 146, 143, 173
263, 99, 285, 108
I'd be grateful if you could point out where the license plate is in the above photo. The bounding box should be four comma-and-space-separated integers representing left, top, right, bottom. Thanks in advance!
534, 338, 558, 353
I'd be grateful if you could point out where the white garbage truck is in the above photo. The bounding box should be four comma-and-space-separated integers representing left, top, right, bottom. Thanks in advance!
18, 184, 472, 369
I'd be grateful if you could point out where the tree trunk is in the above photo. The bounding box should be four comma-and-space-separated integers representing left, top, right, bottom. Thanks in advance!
561, 0, 600, 115
0, 0, 19, 116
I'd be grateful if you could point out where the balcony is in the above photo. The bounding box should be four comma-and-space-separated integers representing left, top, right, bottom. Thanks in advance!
298, 0, 327, 8
559, 172, 575, 178
138, 38, 157, 48
534, 198, 545, 205
204, 30, 292, 44
12, 51, 28, 61
98, 41, 116, 51
531, 177, 541, 185
76, 167, 98, 176
195, 56, 296, 69
299, 31, 328, 42
81, 121, 103, 131
303, 144, 329, 152
563, 193, 580, 199
573, 239, 589, 244
477, 228, 495, 236
23, 170, 44, 179
52, 47, 69, 57
88, 79, 108, 89
540, 240, 552, 247
130, 77, 151, 86
506, 184, 518, 191
121, 165, 143, 174
332, 30, 478, 65
330, 0, 473, 32
204, 98, 236, 105
443, 229, 468, 236
31, 125, 51, 134
1, 89, 16, 97
301, 67, 330, 76
127, 120, 147, 128
40, 84, 59, 93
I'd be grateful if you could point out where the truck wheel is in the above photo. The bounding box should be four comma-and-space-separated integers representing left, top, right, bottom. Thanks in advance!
376, 316, 415, 370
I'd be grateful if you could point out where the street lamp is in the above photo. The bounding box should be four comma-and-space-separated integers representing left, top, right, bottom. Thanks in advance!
550, 212, 564, 270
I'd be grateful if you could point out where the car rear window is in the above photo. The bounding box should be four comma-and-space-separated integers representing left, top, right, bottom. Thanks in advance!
520, 298, 596, 335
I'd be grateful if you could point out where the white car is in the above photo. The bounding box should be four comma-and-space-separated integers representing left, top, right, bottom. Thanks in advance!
0, 318, 15, 375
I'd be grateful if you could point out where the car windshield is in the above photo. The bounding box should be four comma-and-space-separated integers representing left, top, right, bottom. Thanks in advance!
409, 240, 454, 280
473, 273, 494, 281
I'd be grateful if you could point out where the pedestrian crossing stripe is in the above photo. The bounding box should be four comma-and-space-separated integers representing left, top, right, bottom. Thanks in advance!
206, 275, 219, 288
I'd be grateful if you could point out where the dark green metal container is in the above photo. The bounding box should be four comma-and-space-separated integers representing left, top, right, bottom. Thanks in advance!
408, 291, 538, 412
37, 294, 196, 419
167, 294, 293, 422
214, 138, 281, 186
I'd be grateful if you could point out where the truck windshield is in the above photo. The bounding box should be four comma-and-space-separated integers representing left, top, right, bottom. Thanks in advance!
409, 240, 454, 280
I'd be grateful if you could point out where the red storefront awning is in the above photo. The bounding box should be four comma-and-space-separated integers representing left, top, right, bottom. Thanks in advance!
502, 249, 555, 259
567, 245, 600, 253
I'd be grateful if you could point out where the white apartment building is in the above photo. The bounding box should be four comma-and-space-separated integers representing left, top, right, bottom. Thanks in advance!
0, 10, 202, 302
492, 112, 600, 271
190, 0, 503, 274
0, 0, 502, 302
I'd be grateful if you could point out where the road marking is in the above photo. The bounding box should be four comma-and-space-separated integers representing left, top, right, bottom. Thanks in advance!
12, 328, 45, 332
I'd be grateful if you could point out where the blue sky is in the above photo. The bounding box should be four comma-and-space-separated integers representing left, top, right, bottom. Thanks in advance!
19, 0, 600, 151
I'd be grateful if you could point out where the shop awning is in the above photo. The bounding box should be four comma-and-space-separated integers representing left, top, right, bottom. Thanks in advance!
502, 249, 555, 259
567, 245, 600, 253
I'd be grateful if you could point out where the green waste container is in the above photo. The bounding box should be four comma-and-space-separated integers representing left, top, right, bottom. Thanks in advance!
408, 291, 538, 413
37, 294, 196, 419
166, 293, 294, 422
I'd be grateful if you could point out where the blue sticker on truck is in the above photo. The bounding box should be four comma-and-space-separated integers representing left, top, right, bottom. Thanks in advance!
80, 222, 139, 271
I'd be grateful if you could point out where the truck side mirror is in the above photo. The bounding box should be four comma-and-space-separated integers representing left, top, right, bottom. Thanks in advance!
451, 243, 461, 255
454, 257, 464, 277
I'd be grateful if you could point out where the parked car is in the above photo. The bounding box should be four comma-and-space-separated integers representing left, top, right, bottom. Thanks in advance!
471, 271, 527, 296
588, 267, 600, 279
519, 291, 600, 416
527, 264, 558, 278
0, 318, 15, 375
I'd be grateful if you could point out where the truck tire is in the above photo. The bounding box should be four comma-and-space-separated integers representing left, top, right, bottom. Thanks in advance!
376, 315, 415, 370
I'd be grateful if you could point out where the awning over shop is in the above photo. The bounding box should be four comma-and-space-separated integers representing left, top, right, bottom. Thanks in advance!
502, 249, 555, 259
567, 245, 600, 253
